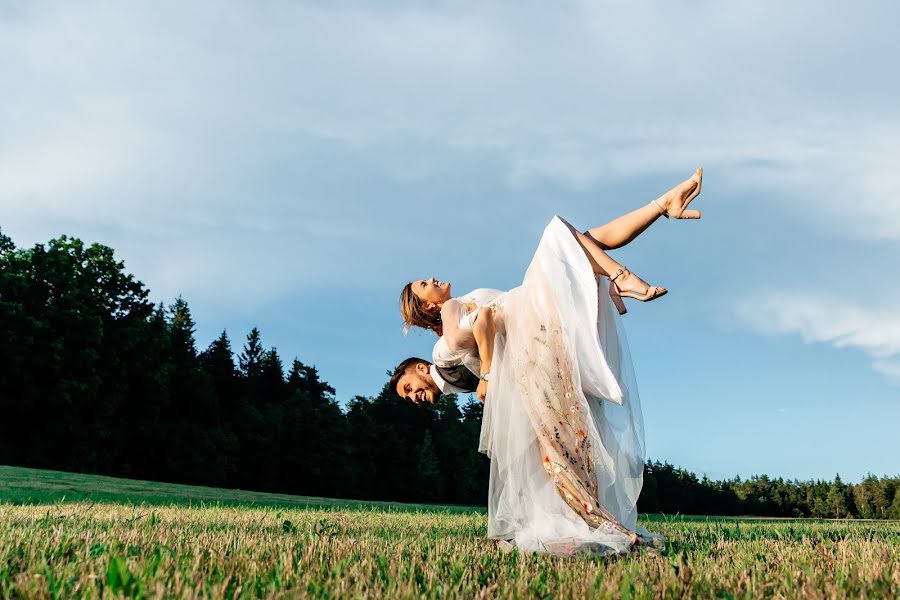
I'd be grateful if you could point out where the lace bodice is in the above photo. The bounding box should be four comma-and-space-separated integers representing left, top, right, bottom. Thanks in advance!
432, 288, 504, 369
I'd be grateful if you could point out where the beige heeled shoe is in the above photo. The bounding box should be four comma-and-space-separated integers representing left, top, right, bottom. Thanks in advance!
654, 167, 703, 219
608, 268, 667, 315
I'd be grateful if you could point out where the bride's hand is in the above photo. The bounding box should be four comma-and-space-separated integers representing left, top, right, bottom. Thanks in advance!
476, 380, 488, 402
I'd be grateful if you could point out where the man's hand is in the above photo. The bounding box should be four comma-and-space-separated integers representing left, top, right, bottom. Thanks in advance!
472, 307, 495, 404
476, 379, 488, 402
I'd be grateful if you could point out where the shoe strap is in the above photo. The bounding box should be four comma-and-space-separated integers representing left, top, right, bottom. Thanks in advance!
609, 267, 628, 282
653, 198, 670, 218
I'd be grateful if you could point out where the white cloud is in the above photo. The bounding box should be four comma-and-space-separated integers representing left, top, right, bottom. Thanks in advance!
2, 0, 900, 309
873, 360, 900, 383
736, 292, 900, 384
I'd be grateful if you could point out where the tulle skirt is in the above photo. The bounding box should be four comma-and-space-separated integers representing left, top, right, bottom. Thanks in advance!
479, 215, 664, 556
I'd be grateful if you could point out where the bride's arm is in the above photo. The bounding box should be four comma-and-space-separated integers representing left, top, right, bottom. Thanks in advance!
440, 300, 477, 352
472, 307, 495, 402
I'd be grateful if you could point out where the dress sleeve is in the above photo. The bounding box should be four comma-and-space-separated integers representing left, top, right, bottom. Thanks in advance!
440, 299, 478, 352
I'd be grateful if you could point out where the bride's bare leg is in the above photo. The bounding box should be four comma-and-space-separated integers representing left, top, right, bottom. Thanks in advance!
583, 202, 665, 250
569, 227, 666, 298
583, 170, 702, 250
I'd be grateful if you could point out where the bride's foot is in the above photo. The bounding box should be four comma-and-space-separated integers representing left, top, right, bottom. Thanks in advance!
608, 268, 667, 315
653, 167, 703, 219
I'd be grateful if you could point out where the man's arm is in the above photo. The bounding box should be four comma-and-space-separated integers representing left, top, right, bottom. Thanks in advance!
472, 307, 496, 401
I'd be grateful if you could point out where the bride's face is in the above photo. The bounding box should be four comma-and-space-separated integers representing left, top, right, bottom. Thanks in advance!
411, 277, 451, 309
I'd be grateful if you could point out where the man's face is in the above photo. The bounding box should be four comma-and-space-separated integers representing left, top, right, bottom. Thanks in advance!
395, 362, 441, 405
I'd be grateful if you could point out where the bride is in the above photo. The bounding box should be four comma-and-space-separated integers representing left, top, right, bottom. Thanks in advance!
398, 168, 703, 556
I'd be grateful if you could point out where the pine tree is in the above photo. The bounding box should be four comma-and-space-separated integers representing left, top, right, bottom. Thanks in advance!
416, 430, 442, 501
234, 328, 270, 489
198, 330, 240, 483
259, 348, 286, 404
200, 331, 238, 409
281, 358, 348, 496
168, 296, 198, 363
872, 479, 896, 518
826, 474, 851, 518
638, 462, 660, 513
889, 487, 900, 519
344, 395, 379, 498
239, 327, 264, 380
853, 475, 877, 519
0, 227, 14, 253
287, 361, 336, 400
459, 399, 490, 504
160, 297, 224, 484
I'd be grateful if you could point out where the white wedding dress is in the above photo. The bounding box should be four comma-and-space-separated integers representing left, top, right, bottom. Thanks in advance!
434, 215, 664, 557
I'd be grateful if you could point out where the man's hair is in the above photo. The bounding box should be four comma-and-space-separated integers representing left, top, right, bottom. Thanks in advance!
389, 357, 431, 395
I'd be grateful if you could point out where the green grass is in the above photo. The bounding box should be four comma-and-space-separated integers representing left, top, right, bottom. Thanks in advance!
2, 466, 899, 598
0, 465, 481, 513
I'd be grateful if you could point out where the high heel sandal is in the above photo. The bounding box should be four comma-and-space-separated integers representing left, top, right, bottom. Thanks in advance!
608, 268, 667, 315
654, 167, 703, 219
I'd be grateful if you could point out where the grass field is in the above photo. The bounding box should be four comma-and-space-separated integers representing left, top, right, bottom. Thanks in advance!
0, 466, 479, 514
2, 466, 899, 598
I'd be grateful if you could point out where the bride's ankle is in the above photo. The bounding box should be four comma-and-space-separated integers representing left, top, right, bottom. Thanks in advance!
651, 198, 669, 216
613, 269, 641, 289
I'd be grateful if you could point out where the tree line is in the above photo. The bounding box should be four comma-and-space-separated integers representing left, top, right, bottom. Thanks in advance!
1, 228, 898, 518
639, 461, 900, 519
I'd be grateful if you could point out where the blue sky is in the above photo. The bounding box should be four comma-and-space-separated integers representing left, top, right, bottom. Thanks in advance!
2, 0, 899, 483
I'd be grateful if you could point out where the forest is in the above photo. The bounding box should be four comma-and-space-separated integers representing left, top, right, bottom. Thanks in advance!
1, 227, 898, 518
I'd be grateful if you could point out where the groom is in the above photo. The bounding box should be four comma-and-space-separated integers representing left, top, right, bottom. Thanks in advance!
392, 302, 497, 404
389, 357, 480, 405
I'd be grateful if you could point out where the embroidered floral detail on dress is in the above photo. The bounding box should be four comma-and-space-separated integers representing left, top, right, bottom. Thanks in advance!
512, 308, 631, 538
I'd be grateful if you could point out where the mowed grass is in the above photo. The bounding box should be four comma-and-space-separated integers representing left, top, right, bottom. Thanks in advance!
0, 466, 480, 513
2, 467, 899, 599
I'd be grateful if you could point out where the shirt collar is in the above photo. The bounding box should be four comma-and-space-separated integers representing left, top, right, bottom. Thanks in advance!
429, 364, 447, 392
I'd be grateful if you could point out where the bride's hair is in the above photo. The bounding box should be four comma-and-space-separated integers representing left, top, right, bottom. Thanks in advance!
400, 282, 443, 335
